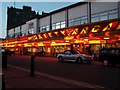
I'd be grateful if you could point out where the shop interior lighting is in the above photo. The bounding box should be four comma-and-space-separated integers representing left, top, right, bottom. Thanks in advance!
74, 40, 84, 43
104, 37, 110, 40
51, 43, 70, 46
38, 42, 44, 46
64, 36, 74, 40
65, 40, 69, 42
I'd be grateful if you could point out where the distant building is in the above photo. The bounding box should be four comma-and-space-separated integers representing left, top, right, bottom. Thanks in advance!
7, 6, 38, 34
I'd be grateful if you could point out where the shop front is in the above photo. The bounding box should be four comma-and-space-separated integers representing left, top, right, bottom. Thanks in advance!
1, 19, 120, 57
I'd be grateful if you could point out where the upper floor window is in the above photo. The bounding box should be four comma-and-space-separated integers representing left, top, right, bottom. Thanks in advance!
91, 14, 100, 22
8, 34, 14, 39
28, 23, 34, 34
40, 25, 50, 32
68, 19, 74, 27
109, 9, 118, 19
81, 16, 88, 24
28, 28, 34, 34
56, 22, 60, 29
21, 30, 26, 36
15, 32, 20, 38
74, 18, 81, 25
52, 21, 66, 30
91, 9, 118, 23
61, 21, 65, 28
100, 12, 108, 21
68, 16, 88, 27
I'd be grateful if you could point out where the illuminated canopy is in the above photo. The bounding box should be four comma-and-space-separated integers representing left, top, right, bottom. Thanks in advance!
1, 19, 120, 45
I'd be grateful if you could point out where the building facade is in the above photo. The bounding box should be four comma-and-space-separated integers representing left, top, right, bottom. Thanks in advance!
7, 6, 39, 39
2, 2, 120, 57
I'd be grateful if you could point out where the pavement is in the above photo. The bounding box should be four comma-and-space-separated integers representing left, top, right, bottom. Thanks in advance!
3, 65, 80, 89
2, 56, 103, 89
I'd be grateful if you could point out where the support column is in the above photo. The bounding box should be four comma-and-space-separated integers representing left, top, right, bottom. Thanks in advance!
87, 2, 91, 24
118, 1, 120, 18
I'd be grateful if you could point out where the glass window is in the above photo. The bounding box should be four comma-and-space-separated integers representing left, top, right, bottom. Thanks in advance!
15, 32, 20, 38
61, 21, 65, 28
100, 12, 108, 21
41, 26, 46, 32
8, 34, 14, 39
109, 10, 118, 19
46, 25, 50, 31
52, 24, 56, 30
81, 16, 87, 24
21, 31, 26, 36
109, 13, 118, 19
40, 25, 50, 32
91, 14, 100, 22
75, 20, 80, 25
68, 19, 74, 26
56, 22, 60, 29
28, 28, 34, 34
92, 16, 99, 22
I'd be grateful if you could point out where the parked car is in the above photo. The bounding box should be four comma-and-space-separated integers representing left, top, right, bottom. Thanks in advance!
57, 50, 92, 64
98, 48, 120, 66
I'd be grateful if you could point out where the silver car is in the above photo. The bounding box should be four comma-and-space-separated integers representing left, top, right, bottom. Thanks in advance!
57, 50, 92, 64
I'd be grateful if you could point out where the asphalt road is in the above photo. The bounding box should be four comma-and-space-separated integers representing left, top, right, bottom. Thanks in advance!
5, 55, 120, 89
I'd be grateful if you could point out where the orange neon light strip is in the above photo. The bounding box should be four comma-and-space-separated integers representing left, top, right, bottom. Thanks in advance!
89, 40, 106, 44
64, 36, 74, 40
51, 43, 70, 46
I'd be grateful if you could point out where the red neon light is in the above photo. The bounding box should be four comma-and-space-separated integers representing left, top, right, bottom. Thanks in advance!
89, 33, 93, 38
19, 37, 28, 41
105, 32, 110, 36
115, 34, 120, 38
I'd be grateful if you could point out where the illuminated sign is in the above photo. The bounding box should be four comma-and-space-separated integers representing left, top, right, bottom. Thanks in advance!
48, 32, 52, 38
89, 33, 93, 38
60, 30, 66, 36
105, 32, 110, 37
43, 33, 48, 38
71, 28, 78, 36
91, 25, 100, 32
28, 35, 38, 41
38, 34, 43, 39
3, 19, 119, 46
54, 31, 59, 36
89, 40, 106, 44
64, 36, 74, 40
80, 27, 89, 34
102, 21, 118, 32
117, 24, 120, 30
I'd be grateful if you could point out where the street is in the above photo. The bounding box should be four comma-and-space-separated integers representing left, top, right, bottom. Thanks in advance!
3, 55, 120, 89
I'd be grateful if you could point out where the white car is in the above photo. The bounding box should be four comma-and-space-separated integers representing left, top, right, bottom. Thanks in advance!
57, 50, 92, 64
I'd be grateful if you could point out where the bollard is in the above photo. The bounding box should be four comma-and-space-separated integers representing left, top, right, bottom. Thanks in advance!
2, 74, 6, 90
30, 55, 35, 76
2, 52, 7, 68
